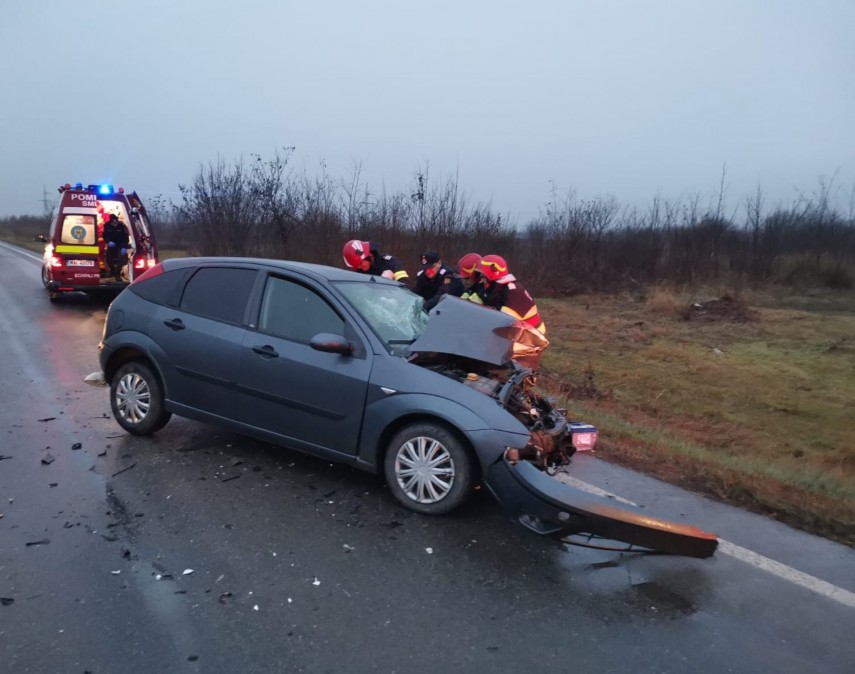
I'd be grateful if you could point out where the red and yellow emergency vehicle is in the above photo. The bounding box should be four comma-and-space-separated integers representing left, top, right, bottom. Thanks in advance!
40, 182, 159, 300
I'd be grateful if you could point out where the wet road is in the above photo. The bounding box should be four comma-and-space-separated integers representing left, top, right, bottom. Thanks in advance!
1, 242, 853, 674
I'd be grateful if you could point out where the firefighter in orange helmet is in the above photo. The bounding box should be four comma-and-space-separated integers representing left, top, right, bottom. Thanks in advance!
342, 240, 410, 284
478, 254, 545, 333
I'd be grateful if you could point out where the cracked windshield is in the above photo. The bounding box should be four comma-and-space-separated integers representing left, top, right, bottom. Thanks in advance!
335, 281, 428, 353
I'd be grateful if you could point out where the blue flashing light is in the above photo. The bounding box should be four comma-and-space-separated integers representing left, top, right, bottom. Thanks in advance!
98, 184, 114, 195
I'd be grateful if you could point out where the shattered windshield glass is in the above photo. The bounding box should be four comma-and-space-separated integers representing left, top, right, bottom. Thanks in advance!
335, 281, 428, 354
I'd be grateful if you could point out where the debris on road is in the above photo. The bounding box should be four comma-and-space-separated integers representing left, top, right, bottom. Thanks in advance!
0, 455, 12, 461
312, 578, 321, 586
37, 417, 56, 422
182, 569, 194, 575
1, 597, 14, 606
111, 463, 137, 477
343, 544, 355, 553
41, 455, 54, 465
71, 442, 82, 450
25, 539, 50, 547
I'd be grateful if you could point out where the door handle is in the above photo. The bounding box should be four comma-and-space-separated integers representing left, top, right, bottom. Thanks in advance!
252, 344, 279, 358
163, 318, 185, 330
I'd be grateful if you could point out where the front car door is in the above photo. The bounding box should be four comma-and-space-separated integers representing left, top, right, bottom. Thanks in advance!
236, 272, 372, 458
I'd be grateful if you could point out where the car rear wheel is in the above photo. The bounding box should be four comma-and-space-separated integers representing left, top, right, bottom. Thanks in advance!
110, 362, 171, 435
384, 422, 474, 515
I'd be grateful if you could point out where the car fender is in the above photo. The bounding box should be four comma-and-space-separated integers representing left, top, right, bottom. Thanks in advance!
101, 331, 158, 381
356, 391, 530, 471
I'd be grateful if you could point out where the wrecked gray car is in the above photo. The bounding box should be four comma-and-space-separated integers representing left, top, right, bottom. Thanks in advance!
97, 257, 718, 558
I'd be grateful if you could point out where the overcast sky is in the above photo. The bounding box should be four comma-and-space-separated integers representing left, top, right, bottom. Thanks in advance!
2, 1, 853, 224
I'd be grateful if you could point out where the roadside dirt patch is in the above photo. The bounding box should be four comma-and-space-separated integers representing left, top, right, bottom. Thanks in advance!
681, 295, 759, 322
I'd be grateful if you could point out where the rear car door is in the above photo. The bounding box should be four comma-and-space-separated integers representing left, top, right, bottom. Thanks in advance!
148, 265, 258, 418
236, 272, 372, 457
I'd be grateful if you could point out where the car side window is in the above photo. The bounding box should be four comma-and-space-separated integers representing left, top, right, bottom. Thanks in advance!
180, 267, 257, 324
259, 275, 344, 343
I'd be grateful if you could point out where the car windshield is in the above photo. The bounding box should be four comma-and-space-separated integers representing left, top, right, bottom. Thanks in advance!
334, 281, 428, 354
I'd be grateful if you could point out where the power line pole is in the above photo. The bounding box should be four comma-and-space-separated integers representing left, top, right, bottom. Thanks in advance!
40, 185, 53, 219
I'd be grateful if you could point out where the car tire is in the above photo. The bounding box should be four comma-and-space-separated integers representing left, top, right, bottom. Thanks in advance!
110, 361, 171, 435
384, 422, 474, 515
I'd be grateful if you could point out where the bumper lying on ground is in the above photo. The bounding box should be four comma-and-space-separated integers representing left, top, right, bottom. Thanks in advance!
484, 456, 719, 559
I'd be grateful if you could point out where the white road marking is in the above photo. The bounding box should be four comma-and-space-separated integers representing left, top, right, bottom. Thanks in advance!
0, 241, 42, 261
557, 472, 855, 609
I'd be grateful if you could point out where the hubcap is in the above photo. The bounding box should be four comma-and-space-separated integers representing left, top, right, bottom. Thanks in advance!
394, 436, 455, 504
115, 372, 151, 424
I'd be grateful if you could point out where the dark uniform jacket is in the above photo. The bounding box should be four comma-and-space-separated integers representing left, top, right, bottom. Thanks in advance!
414, 266, 464, 311
362, 242, 410, 283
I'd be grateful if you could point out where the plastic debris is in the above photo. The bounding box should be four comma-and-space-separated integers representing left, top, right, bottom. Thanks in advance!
312, 578, 321, 586
343, 544, 355, 552
1, 597, 14, 606
71, 443, 82, 450
111, 570, 121, 575
182, 569, 194, 575
41, 455, 55, 465
25, 539, 50, 547
425, 547, 433, 554
253, 604, 259, 611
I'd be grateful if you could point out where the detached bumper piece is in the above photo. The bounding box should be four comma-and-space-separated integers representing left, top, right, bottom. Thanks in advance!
484, 457, 719, 559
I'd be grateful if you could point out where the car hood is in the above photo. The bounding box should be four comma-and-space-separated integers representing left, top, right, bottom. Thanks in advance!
408, 296, 549, 368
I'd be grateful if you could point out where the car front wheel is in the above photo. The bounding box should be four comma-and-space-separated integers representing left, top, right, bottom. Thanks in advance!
384, 422, 474, 515
110, 361, 171, 435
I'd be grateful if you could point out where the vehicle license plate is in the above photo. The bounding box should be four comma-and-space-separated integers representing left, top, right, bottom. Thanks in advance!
67, 259, 95, 267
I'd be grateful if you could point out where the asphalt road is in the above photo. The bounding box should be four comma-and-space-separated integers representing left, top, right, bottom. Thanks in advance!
1, 242, 853, 674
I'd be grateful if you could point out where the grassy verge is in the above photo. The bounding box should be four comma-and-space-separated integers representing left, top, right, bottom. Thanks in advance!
538, 288, 855, 545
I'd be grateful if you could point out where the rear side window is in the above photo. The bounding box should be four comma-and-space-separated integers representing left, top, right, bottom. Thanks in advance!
259, 275, 344, 343
60, 215, 97, 245
180, 267, 257, 324
130, 266, 193, 306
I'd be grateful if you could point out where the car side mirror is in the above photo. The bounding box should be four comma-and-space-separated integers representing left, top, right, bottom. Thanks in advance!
310, 333, 354, 356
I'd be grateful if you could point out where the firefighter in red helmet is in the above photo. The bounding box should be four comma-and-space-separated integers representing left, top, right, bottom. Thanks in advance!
456, 252, 485, 304
478, 254, 546, 333
342, 240, 410, 284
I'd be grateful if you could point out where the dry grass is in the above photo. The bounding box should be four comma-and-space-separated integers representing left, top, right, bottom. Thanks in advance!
539, 287, 855, 545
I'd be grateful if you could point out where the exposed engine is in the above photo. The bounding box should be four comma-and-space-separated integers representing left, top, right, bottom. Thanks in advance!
417, 356, 577, 471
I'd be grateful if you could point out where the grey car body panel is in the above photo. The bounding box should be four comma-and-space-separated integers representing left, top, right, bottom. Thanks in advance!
408, 295, 519, 365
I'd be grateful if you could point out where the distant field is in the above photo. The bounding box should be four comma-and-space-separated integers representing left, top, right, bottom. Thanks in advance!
538, 287, 855, 546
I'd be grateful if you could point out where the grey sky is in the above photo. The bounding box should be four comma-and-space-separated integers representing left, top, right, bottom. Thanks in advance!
2, 0, 853, 223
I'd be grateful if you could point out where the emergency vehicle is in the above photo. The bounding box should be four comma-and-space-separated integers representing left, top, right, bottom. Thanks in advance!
39, 182, 159, 300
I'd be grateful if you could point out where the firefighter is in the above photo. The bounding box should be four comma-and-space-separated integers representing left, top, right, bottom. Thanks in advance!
456, 252, 485, 304
342, 240, 410, 284
478, 254, 546, 333
102, 214, 130, 281
413, 250, 463, 311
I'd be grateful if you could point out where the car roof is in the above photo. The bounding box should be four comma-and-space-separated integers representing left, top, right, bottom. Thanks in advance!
159, 256, 396, 285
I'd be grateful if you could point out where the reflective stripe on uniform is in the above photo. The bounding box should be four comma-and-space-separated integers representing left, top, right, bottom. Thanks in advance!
55, 245, 100, 254
393, 270, 409, 281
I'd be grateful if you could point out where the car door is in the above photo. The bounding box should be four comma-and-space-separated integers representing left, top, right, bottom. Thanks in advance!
236, 272, 372, 458
148, 265, 258, 418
